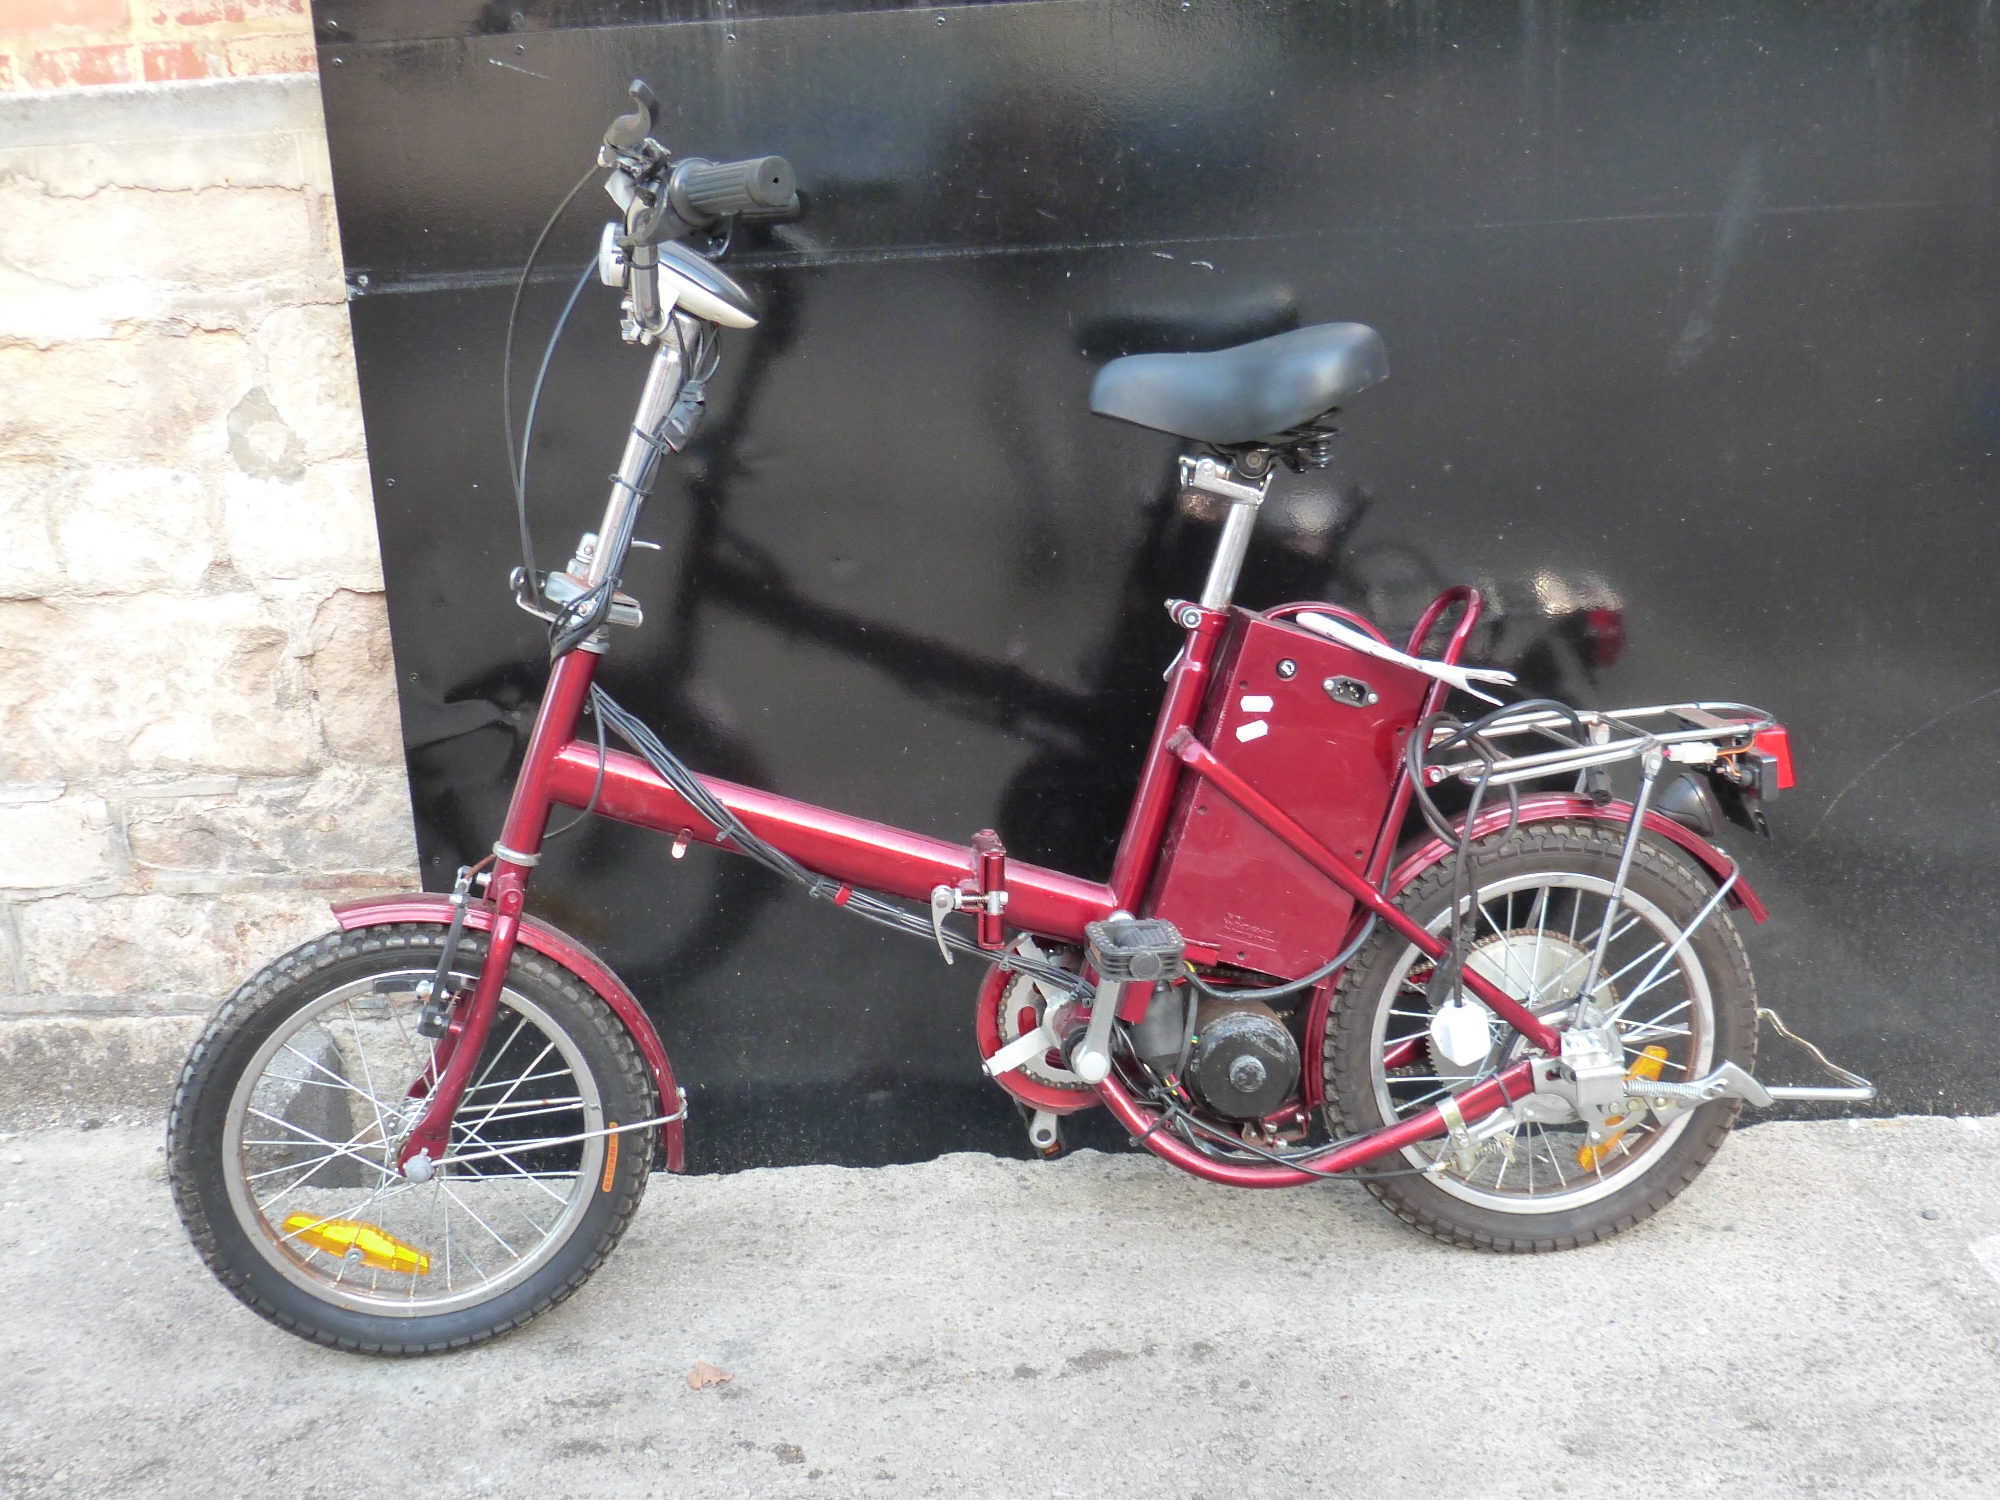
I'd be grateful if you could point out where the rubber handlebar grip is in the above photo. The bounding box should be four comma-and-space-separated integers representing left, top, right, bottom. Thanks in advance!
734, 193, 803, 225
671, 156, 796, 218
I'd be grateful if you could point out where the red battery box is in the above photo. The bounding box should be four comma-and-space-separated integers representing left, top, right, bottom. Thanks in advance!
1145, 608, 1431, 980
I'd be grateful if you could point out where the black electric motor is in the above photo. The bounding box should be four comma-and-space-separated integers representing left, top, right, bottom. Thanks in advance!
1188, 998, 1300, 1119
1131, 985, 1302, 1121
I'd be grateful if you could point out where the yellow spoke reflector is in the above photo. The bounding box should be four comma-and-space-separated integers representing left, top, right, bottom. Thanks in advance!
1576, 1045, 1670, 1171
282, 1214, 431, 1275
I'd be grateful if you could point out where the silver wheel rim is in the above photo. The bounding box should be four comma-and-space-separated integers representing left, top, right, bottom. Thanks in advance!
221, 970, 605, 1317
1367, 871, 1715, 1214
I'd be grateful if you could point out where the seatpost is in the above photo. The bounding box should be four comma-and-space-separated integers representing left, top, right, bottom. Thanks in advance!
1183, 453, 1274, 610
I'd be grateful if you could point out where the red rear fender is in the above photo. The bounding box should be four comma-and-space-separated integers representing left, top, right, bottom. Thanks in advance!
330, 893, 688, 1172
1386, 795, 1766, 922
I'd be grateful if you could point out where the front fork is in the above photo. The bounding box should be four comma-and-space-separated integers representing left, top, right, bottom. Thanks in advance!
395, 648, 599, 1177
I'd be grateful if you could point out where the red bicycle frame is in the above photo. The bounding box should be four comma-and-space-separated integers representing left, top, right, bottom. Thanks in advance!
388, 575, 1715, 1185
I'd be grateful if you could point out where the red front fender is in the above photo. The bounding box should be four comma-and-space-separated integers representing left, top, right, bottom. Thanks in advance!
1386, 794, 1766, 921
330, 893, 687, 1173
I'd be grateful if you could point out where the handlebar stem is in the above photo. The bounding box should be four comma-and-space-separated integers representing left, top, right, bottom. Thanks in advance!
589, 324, 693, 590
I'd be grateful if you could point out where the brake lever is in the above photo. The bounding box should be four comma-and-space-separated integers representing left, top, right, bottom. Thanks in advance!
603, 78, 659, 152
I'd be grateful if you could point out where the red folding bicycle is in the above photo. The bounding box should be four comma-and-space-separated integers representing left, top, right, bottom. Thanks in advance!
168, 85, 1872, 1354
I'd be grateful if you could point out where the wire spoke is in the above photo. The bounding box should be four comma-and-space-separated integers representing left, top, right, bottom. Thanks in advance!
245, 1109, 396, 1204
447, 1121, 572, 1208
337, 1000, 397, 1160
463, 1067, 574, 1095
276, 1041, 380, 1108
453, 1096, 586, 1130
439, 1180, 520, 1259
466, 1013, 532, 1100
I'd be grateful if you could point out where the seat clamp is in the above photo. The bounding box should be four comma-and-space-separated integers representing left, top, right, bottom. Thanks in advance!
1179, 454, 1272, 508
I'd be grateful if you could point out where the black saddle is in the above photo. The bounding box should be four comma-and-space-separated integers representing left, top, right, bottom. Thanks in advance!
1088, 322, 1388, 445
1075, 279, 1299, 361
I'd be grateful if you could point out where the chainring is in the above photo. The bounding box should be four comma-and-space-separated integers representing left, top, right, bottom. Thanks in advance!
973, 937, 1097, 1115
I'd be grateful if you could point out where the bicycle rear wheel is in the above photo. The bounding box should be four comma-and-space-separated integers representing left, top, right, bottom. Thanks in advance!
1323, 823, 1757, 1251
168, 923, 656, 1353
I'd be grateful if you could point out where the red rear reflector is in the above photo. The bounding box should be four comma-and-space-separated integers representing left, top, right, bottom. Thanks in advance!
1754, 727, 1795, 790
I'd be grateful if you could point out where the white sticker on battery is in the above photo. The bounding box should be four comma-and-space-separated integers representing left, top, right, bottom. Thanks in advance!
1235, 720, 1269, 743
1239, 695, 1274, 713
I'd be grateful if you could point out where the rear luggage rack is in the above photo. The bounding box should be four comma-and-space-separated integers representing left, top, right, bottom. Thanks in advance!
1421, 701, 1777, 789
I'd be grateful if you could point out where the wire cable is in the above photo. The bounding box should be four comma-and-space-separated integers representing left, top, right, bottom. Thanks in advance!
516, 257, 598, 584
590, 685, 1093, 1001
542, 691, 608, 843
502, 163, 601, 584
1180, 915, 1378, 1004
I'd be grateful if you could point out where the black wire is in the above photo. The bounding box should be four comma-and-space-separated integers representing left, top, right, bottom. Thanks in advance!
516, 257, 598, 582
591, 685, 1094, 1001
1180, 915, 1378, 1004
503, 163, 602, 583
549, 577, 618, 660
542, 690, 608, 843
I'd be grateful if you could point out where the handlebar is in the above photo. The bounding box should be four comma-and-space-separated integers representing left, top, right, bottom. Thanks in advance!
600, 79, 800, 246
669, 156, 796, 222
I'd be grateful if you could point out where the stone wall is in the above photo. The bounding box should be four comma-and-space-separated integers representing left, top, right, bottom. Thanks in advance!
0, 66, 417, 1112
0, 0, 315, 92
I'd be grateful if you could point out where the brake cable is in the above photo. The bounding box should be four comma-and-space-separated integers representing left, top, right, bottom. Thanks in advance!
502, 163, 599, 585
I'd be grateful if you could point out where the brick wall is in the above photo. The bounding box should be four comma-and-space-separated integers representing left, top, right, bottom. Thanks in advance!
0, 0, 315, 92
0, 2, 416, 1101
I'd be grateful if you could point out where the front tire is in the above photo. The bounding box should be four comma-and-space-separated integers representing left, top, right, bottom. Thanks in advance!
167, 923, 656, 1353
1324, 822, 1756, 1252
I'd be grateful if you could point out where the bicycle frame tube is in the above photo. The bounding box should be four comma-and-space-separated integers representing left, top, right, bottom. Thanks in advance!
546, 740, 1120, 936
1107, 603, 1231, 910
1103, 1058, 1538, 1187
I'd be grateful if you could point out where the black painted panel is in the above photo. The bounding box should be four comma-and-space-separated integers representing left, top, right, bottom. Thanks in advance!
320, 0, 2000, 1168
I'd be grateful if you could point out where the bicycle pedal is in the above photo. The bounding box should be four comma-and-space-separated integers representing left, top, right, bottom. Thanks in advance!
1084, 917, 1186, 984
1026, 1108, 1061, 1156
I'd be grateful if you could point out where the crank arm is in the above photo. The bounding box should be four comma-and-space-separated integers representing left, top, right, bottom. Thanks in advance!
983, 1024, 1056, 1078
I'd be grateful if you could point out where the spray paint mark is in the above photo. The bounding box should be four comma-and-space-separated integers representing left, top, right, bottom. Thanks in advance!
1668, 147, 1764, 375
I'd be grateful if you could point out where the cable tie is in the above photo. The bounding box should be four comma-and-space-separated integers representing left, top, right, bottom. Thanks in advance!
628, 423, 677, 460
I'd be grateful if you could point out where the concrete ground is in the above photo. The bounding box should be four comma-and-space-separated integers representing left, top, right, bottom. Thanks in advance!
1, 1115, 1997, 1500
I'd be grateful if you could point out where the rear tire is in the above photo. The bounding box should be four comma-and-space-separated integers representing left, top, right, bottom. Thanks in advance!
1324, 822, 1756, 1252
167, 923, 656, 1353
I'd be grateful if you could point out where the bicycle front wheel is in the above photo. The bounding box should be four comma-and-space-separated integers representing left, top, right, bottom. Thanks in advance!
168, 923, 656, 1353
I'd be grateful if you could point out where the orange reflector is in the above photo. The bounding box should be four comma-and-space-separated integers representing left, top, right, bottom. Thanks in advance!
282, 1213, 431, 1275
1577, 1046, 1670, 1171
